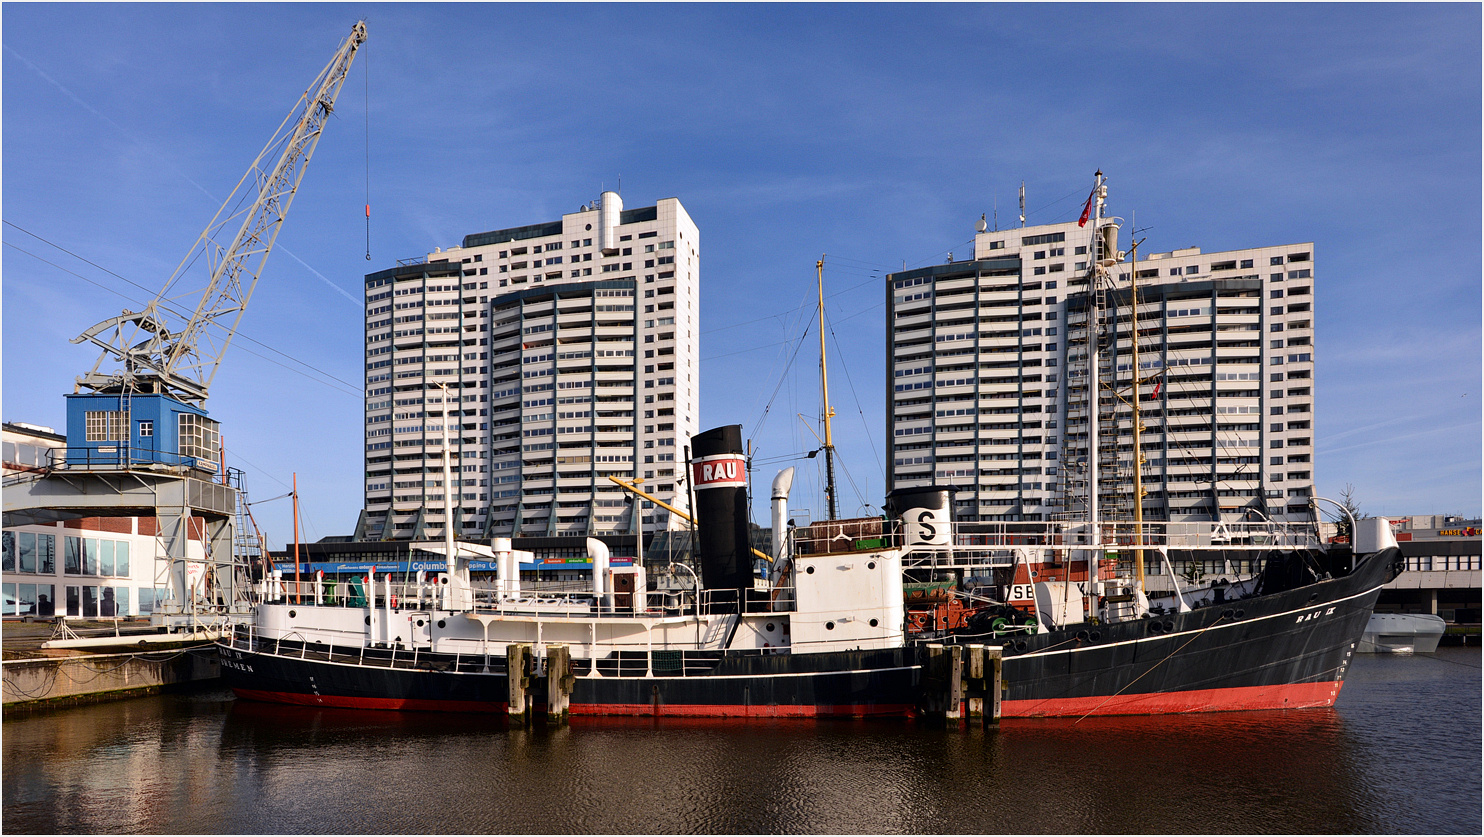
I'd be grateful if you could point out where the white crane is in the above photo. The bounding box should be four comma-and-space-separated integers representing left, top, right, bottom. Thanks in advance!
72, 20, 367, 406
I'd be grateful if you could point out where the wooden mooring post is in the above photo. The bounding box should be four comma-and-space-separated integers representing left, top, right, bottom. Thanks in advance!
921, 643, 1002, 727
962, 644, 1003, 726
507, 643, 533, 724
546, 644, 575, 723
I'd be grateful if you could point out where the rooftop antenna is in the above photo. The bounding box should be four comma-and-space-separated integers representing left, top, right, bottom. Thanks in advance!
977, 213, 988, 234
1019, 182, 1026, 227
993, 197, 999, 231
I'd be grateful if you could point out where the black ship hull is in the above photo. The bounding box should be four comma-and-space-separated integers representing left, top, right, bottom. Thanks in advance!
219, 643, 921, 718
219, 548, 1399, 719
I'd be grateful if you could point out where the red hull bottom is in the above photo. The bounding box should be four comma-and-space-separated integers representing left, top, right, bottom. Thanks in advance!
232, 682, 1341, 719
1001, 680, 1344, 718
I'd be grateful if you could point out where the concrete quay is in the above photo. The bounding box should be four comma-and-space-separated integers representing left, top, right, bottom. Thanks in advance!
2, 619, 220, 713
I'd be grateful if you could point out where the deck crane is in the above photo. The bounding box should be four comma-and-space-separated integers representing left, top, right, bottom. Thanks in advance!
66, 21, 367, 472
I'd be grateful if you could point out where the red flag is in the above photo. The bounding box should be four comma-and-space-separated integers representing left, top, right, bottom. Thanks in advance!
1150, 380, 1162, 398
1077, 190, 1094, 227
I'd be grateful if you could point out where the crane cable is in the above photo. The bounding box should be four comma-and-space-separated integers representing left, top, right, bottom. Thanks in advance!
364, 37, 372, 261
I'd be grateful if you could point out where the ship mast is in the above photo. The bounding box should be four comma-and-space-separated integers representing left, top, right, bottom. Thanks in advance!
817, 256, 839, 520
1130, 228, 1147, 595
1087, 172, 1107, 622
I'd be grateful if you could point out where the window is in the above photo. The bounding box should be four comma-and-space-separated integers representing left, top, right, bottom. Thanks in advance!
1271, 423, 1283, 432
1270, 256, 1284, 266
1287, 252, 1310, 263
1271, 457, 1284, 466
1034, 267, 1046, 275
1020, 232, 1064, 246
138, 420, 153, 438
85, 411, 126, 442
1287, 269, 1311, 279
178, 413, 221, 465
1074, 246, 1087, 255
1240, 259, 1253, 269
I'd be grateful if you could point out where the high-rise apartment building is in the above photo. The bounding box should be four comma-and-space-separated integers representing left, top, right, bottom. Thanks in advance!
885, 207, 1316, 524
360, 192, 700, 544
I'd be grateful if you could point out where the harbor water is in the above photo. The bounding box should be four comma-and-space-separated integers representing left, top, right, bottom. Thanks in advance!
3, 647, 1479, 834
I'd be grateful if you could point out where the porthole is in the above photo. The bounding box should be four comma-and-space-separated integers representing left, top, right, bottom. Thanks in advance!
585, 223, 592, 230
1221, 609, 1234, 619
806, 566, 815, 574
1149, 622, 1162, 634
825, 621, 835, 630
867, 561, 876, 570
1090, 630, 1102, 641
869, 618, 879, 627
1163, 620, 1175, 632
1235, 609, 1246, 618
416, 619, 426, 627
364, 616, 371, 625
437, 619, 447, 629
288, 610, 297, 619
1014, 640, 1028, 652
1076, 630, 1090, 642
765, 622, 776, 632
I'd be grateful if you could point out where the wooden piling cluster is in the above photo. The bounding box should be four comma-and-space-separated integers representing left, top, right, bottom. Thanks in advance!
921, 643, 1002, 726
506, 643, 576, 725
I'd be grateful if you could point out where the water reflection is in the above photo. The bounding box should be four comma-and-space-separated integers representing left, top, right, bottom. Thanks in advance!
3, 649, 1478, 834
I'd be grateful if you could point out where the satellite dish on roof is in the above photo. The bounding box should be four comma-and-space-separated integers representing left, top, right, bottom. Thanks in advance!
976, 213, 988, 233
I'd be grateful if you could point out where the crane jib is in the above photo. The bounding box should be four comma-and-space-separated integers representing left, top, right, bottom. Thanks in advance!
72, 20, 367, 407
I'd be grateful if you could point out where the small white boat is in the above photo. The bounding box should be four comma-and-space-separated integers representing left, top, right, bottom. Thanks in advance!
1359, 612, 1446, 654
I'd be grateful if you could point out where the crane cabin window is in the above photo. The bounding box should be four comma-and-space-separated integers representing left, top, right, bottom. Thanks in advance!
178, 413, 221, 466
85, 411, 127, 442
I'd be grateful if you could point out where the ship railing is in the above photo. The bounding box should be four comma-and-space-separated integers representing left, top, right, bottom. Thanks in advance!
255, 577, 714, 619
224, 618, 790, 677
785, 517, 1319, 564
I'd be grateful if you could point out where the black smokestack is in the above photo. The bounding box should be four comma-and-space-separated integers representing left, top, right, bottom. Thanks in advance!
690, 425, 752, 609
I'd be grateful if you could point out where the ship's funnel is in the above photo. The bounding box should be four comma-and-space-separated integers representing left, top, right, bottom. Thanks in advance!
690, 425, 753, 611
884, 485, 956, 550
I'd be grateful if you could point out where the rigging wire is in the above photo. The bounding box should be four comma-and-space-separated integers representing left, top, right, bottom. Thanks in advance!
826, 316, 885, 483
746, 301, 817, 443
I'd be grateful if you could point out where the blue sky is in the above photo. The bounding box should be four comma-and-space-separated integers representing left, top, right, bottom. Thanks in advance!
4, 3, 1479, 546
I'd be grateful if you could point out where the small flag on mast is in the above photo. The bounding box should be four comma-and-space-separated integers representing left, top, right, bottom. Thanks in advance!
1077, 188, 1095, 227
